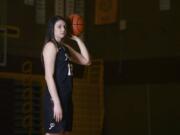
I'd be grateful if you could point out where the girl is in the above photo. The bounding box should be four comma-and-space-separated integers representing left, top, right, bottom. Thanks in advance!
42, 16, 91, 135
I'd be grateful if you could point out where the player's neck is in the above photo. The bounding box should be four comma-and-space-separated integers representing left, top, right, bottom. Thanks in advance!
55, 37, 61, 43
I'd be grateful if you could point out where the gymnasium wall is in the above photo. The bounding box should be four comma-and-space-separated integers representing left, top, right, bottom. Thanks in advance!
86, 0, 177, 60
85, 0, 179, 135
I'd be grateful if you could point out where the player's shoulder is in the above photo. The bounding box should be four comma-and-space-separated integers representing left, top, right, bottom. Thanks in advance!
43, 41, 57, 52
42, 42, 58, 58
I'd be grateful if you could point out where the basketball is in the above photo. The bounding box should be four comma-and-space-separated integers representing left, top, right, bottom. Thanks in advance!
68, 14, 84, 36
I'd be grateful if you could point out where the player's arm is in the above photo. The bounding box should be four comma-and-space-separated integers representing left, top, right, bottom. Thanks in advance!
43, 42, 60, 103
64, 36, 91, 66
42, 42, 62, 122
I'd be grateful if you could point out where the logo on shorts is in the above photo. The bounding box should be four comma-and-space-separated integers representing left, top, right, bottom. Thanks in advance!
49, 122, 55, 130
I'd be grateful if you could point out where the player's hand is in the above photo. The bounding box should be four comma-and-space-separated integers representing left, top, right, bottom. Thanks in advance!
53, 102, 63, 122
71, 35, 79, 40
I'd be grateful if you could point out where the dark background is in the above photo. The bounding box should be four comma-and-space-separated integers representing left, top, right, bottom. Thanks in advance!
0, 0, 179, 135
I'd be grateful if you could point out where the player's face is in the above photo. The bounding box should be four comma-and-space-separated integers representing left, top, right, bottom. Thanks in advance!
54, 20, 66, 41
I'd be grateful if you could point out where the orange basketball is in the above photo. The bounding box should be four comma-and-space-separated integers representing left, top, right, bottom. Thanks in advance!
68, 14, 84, 36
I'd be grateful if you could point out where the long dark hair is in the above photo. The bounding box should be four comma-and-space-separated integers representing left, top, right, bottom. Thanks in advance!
41, 16, 69, 66
44, 15, 67, 46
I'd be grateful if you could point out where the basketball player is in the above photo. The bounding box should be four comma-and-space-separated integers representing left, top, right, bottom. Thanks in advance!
41, 16, 91, 135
